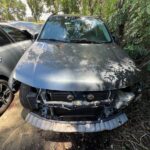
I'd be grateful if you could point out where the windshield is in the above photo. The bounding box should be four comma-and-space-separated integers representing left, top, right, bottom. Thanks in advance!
39, 16, 112, 43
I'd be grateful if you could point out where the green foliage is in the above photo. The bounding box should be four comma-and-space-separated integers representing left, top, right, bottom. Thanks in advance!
124, 45, 149, 60
0, 0, 26, 20
43, 0, 118, 17
100, 0, 118, 20
108, 0, 150, 60
27, 0, 44, 21
147, 63, 150, 71
61, 0, 79, 14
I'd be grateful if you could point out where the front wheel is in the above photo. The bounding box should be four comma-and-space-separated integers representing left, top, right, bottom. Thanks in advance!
0, 79, 14, 115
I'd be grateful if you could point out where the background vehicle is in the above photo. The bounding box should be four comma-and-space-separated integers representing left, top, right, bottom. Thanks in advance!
0, 23, 41, 115
9, 21, 43, 35
10, 15, 142, 132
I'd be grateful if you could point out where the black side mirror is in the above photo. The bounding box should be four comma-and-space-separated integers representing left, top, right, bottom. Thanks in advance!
112, 35, 119, 44
22, 30, 32, 39
33, 33, 39, 41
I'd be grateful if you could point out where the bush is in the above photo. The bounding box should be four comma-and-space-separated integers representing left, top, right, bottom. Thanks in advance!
108, 0, 150, 62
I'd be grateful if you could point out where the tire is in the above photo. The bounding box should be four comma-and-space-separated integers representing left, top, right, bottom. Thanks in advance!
19, 83, 37, 110
0, 79, 14, 115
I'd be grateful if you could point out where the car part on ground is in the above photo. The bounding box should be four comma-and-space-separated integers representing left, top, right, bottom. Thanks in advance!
9, 15, 143, 132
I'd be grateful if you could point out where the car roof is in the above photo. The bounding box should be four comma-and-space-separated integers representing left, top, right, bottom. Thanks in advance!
8, 21, 42, 35
48, 14, 104, 23
0, 22, 33, 42
0, 22, 22, 30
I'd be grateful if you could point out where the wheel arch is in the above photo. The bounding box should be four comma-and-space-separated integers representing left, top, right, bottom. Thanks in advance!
0, 75, 8, 81
0, 65, 11, 80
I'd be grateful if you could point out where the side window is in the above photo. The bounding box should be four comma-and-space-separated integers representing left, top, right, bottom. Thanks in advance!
0, 25, 29, 42
0, 30, 11, 46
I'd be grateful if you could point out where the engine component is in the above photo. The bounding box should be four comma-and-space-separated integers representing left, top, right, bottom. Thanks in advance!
67, 94, 74, 101
87, 94, 95, 101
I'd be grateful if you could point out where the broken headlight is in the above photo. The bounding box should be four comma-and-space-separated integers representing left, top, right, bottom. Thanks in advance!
114, 91, 135, 109
114, 83, 142, 110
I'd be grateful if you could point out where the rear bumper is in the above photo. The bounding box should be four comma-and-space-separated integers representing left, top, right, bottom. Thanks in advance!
25, 112, 128, 133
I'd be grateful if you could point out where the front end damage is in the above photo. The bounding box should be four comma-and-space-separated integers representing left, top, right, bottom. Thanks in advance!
19, 84, 142, 133
9, 41, 142, 132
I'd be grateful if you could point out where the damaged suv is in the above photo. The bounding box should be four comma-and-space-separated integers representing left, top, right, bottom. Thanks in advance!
9, 15, 142, 132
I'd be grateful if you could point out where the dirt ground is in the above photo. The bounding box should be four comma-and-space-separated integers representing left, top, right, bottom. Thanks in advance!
0, 89, 150, 150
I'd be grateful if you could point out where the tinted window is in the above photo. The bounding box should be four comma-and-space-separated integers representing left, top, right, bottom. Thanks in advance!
0, 30, 10, 46
39, 16, 111, 43
0, 25, 29, 42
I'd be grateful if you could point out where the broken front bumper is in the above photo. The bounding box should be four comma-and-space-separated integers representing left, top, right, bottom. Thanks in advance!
26, 112, 128, 133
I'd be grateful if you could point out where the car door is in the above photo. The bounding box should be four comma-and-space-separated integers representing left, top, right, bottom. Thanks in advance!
0, 25, 32, 55
0, 26, 32, 77
0, 28, 17, 77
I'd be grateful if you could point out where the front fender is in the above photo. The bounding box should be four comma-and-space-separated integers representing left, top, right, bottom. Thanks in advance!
8, 71, 21, 93
0, 64, 11, 78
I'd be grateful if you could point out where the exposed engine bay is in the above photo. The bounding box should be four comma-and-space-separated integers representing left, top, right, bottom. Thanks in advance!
19, 83, 142, 132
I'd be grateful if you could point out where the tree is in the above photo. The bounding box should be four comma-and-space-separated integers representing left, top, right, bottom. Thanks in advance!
108, 0, 150, 60
15, 0, 26, 20
61, 0, 79, 14
0, 0, 26, 20
27, 0, 44, 21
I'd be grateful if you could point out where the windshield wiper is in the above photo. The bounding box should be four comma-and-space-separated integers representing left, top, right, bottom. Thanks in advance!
70, 39, 102, 44
39, 38, 68, 43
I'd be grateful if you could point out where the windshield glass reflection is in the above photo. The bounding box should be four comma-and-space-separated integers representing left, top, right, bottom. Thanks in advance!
39, 16, 112, 44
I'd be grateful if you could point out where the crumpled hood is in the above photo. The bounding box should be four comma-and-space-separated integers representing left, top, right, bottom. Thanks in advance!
13, 41, 140, 91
